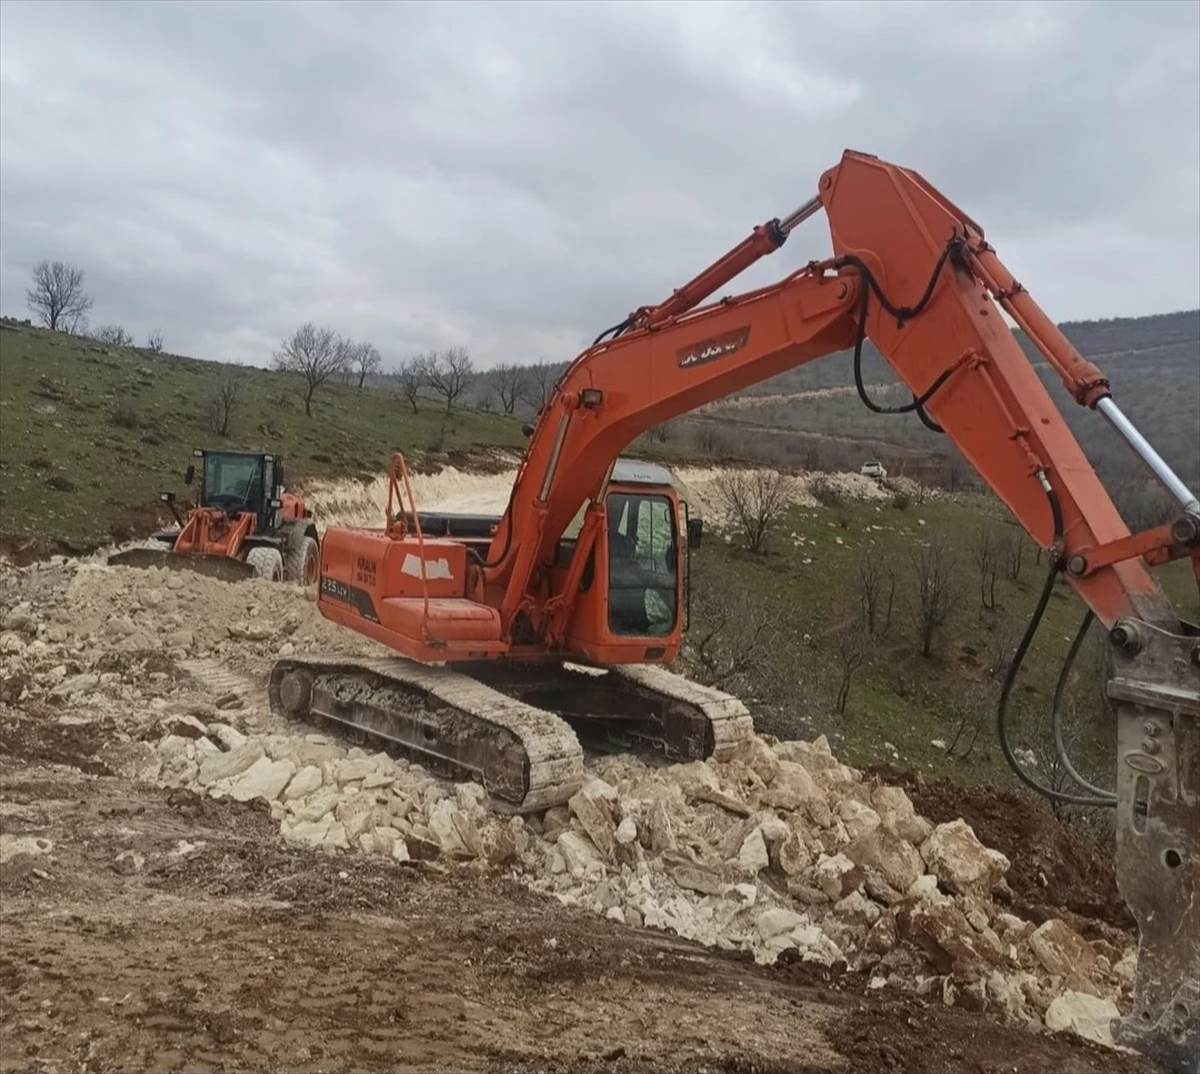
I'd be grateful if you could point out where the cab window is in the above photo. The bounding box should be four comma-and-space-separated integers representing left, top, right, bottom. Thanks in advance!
607, 493, 678, 637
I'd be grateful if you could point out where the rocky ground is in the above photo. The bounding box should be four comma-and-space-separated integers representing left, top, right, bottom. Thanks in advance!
0, 556, 1164, 1074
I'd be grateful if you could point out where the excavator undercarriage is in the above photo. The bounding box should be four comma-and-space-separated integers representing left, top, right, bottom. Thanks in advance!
268, 656, 755, 811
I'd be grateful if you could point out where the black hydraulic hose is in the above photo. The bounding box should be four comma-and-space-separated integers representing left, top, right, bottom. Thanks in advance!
995, 479, 1118, 808
1051, 610, 1117, 800
836, 241, 961, 433
592, 317, 633, 346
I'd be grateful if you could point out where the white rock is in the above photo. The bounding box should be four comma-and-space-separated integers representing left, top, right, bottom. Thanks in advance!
737, 828, 770, 875
283, 765, 323, 800
558, 831, 605, 878
756, 907, 805, 940
197, 741, 264, 786
1044, 992, 1120, 1049
838, 799, 881, 841
208, 723, 247, 751
224, 757, 297, 803
289, 787, 340, 822
282, 815, 334, 849
0, 835, 54, 864
920, 819, 1009, 899
615, 817, 638, 845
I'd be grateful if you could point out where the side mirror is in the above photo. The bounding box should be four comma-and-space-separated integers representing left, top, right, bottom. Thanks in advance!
521, 423, 535, 438
184, 464, 195, 486
687, 518, 704, 550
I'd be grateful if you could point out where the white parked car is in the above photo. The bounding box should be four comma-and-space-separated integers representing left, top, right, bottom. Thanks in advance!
860, 460, 887, 481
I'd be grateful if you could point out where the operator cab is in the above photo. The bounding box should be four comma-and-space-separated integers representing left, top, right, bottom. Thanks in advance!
182, 449, 286, 531
603, 459, 700, 639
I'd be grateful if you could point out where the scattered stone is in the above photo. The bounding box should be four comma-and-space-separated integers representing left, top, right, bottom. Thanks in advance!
197, 741, 265, 786
1044, 991, 1120, 1048
208, 723, 248, 751
920, 820, 1010, 900
1029, 919, 1097, 979
737, 828, 770, 876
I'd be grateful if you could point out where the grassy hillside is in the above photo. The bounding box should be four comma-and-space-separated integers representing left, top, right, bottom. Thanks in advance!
685, 488, 1199, 810
0, 320, 531, 553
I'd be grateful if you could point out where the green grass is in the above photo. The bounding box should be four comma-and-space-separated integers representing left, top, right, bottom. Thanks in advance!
0, 320, 536, 552
692, 490, 1199, 799
0, 321, 708, 554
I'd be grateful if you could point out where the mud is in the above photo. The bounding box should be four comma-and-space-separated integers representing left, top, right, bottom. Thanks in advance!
0, 757, 1157, 1074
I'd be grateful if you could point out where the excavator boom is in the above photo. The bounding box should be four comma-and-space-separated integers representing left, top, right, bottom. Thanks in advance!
274, 150, 1199, 1071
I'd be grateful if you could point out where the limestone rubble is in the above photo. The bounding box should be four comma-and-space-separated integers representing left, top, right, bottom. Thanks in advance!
0, 557, 1133, 1051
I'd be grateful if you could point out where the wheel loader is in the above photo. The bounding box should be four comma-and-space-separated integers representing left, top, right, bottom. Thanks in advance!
266, 150, 1199, 1071
109, 448, 320, 584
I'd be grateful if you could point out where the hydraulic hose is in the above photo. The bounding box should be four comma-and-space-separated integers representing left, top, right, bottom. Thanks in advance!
1051, 610, 1118, 801
995, 478, 1117, 808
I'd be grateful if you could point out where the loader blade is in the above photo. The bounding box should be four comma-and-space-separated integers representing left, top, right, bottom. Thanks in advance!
107, 548, 256, 583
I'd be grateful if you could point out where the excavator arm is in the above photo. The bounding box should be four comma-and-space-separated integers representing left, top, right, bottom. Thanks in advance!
482, 150, 1199, 1071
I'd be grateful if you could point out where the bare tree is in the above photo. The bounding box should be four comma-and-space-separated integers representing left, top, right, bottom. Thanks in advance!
205, 366, 247, 438
984, 611, 1021, 680
348, 341, 383, 389
855, 554, 896, 637
91, 324, 135, 347
909, 534, 959, 658
395, 356, 426, 414
714, 469, 794, 554
998, 528, 1024, 581
146, 329, 164, 353
493, 363, 528, 415
425, 346, 474, 415
522, 359, 559, 411
272, 323, 350, 417
831, 613, 870, 714
26, 260, 95, 332
684, 560, 778, 693
975, 526, 1001, 610
648, 421, 675, 444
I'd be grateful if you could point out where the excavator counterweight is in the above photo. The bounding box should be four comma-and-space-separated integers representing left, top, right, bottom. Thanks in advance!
269, 150, 1200, 1072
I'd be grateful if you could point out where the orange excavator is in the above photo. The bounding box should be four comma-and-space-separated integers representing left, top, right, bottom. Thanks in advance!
268, 150, 1199, 1070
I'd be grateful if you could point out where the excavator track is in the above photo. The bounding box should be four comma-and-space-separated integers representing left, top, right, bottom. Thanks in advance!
269, 655, 587, 813
268, 655, 757, 812
467, 661, 756, 764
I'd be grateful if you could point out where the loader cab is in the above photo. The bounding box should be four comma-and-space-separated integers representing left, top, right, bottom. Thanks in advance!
187, 449, 284, 533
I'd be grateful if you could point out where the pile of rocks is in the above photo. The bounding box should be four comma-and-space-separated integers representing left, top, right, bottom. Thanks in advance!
0, 558, 1132, 1050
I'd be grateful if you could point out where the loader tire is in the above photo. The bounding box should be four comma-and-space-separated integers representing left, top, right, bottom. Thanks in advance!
246, 547, 284, 582
285, 536, 320, 586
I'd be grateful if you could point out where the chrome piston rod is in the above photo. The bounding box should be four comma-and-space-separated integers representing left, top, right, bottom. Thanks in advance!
1096, 396, 1200, 517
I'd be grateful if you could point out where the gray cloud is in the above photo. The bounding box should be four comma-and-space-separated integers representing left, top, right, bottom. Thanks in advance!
1, 0, 1197, 369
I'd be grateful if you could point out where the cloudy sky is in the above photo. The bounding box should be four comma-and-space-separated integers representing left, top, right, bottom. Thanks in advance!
1, 0, 1197, 370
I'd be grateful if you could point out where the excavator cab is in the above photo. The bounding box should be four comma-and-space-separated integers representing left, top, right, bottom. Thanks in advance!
562, 461, 692, 661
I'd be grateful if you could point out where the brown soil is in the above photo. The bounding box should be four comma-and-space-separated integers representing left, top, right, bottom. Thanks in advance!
0, 728, 1162, 1074
866, 765, 1133, 934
